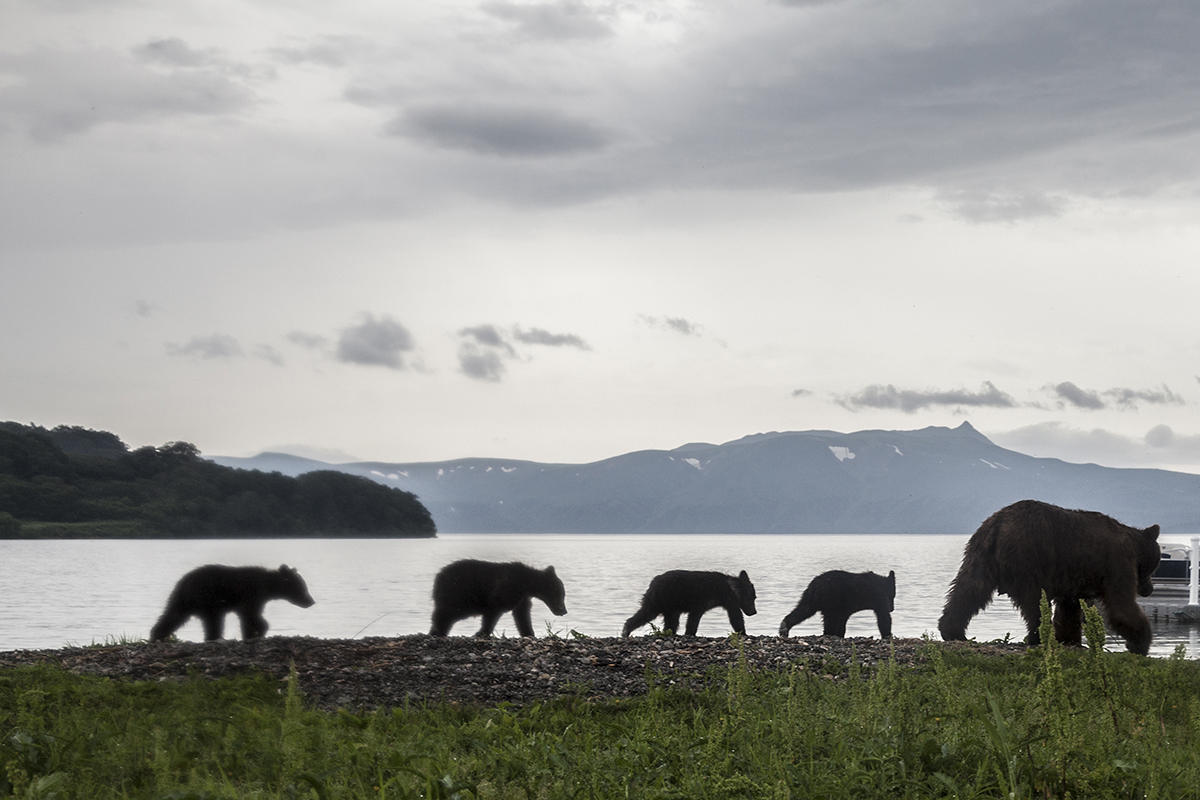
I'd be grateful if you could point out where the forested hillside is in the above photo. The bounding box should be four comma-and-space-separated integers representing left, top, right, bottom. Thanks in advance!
0, 422, 436, 538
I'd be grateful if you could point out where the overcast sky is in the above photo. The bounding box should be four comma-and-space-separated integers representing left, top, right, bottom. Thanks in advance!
3, 0, 1200, 473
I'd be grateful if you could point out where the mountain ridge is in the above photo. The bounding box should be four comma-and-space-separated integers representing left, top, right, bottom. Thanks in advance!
210, 422, 1200, 535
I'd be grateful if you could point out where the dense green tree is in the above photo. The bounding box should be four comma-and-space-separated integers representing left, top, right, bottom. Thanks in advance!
0, 422, 436, 538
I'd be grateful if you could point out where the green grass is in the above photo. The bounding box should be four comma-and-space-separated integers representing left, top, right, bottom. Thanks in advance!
4, 610, 1200, 799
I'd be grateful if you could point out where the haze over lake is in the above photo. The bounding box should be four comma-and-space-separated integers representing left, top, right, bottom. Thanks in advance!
3, 534, 1197, 659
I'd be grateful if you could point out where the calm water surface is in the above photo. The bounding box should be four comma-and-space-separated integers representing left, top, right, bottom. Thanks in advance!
2, 534, 1196, 658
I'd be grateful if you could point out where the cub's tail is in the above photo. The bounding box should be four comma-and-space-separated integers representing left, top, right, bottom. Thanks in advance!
937, 519, 1000, 641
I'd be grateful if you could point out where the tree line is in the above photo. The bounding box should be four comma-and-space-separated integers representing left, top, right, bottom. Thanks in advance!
0, 422, 436, 538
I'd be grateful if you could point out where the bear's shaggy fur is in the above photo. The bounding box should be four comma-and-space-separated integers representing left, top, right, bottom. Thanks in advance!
938, 499, 1161, 654
150, 564, 315, 642
429, 559, 567, 637
779, 570, 896, 638
622, 569, 757, 637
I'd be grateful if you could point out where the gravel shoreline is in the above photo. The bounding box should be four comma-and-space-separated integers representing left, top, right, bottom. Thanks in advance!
0, 635, 1028, 712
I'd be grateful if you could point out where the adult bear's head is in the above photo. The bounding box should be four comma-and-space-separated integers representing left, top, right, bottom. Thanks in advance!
1134, 525, 1161, 598
278, 564, 316, 608
538, 565, 568, 617
731, 570, 757, 616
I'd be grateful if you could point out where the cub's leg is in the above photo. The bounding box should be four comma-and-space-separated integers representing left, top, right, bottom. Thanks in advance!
725, 607, 746, 635
512, 597, 535, 637
661, 611, 681, 636
684, 611, 706, 636
476, 611, 502, 637
874, 609, 893, 639
201, 611, 226, 641
822, 612, 849, 638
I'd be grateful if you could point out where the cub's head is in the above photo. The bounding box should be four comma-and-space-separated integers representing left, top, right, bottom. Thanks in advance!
1134, 525, 1161, 598
539, 565, 568, 616
278, 564, 316, 608
733, 570, 757, 616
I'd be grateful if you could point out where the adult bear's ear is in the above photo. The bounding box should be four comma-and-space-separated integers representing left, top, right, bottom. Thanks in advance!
1145, 524, 1160, 541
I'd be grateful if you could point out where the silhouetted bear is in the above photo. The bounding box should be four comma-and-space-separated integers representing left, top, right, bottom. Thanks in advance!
938, 499, 1161, 655
778, 569, 896, 638
622, 569, 757, 637
429, 559, 567, 637
150, 564, 315, 642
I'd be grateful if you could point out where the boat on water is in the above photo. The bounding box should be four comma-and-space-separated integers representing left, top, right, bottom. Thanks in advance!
1154, 542, 1193, 588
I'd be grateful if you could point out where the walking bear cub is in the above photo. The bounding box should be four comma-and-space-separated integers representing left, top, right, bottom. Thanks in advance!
622, 569, 757, 637
779, 570, 896, 638
429, 559, 567, 637
150, 564, 315, 642
938, 499, 1161, 655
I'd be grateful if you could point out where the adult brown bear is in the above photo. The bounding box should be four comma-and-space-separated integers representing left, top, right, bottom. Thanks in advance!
938, 500, 1161, 655
940, 501, 1156, 657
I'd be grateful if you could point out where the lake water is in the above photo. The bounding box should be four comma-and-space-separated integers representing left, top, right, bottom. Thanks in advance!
2, 534, 1197, 658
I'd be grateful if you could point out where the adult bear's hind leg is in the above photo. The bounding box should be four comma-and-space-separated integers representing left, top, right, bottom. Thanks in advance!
1009, 588, 1044, 646
1052, 597, 1083, 647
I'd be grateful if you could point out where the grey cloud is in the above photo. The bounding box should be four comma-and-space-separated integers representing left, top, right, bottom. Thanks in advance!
638, 315, 698, 336
394, 106, 611, 158
513, 326, 590, 349
0, 44, 254, 140
1105, 385, 1185, 410
838, 381, 1017, 413
166, 334, 243, 359
254, 344, 284, 366
990, 421, 1200, 471
458, 346, 507, 382
336, 313, 415, 369
637, 314, 728, 347
132, 38, 215, 68
939, 189, 1066, 224
459, 324, 516, 357
482, 1, 614, 40
791, 389, 812, 398
455, 323, 589, 381
1049, 381, 1105, 410
268, 36, 372, 68
133, 300, 161, 317
286, 331, 328, 349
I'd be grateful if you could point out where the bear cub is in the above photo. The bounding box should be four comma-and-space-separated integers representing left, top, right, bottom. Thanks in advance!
623, 569, 757, 637
778, 569, 896, 638
938, 499, 1161, 655
150, 564, 315, 642
429, 559, 567, 637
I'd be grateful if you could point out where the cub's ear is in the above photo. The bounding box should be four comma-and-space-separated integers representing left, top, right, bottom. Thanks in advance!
1145, 524, 1160, 541
888, 570, 896, 582
279, 564, 292, 573
738, 570, 749, 581
545, 566, 556, 576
